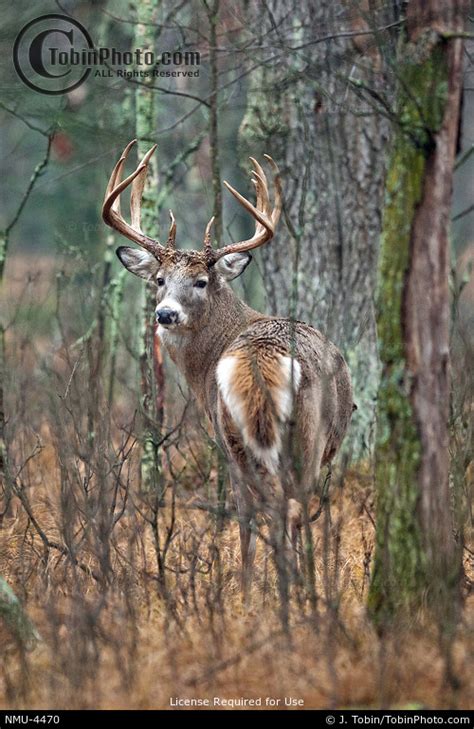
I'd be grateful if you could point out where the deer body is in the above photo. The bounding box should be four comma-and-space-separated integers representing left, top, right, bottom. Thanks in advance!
158, 284, 352, 481
159, 275, 352, 594
102, 141, 354, 596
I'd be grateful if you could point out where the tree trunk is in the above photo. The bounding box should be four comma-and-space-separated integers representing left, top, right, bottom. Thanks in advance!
239, 1, 396, 461
368, 0, 467, 622
206, 0, 223, 246
135, 0, 165, 493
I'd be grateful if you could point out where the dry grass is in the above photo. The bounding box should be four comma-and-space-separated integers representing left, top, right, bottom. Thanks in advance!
1, 460, 473, 710
1, 254, 473, 710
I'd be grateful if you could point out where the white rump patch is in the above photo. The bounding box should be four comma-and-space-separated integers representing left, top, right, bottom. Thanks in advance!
216, 355, 246, 431
216, 353, 301, 474
277, 356, 302, 421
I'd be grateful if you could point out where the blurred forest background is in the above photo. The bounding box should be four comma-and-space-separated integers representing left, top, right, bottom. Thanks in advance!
0, 0, 473, 711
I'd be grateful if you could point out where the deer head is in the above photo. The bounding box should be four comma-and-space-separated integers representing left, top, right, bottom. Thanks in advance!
102, 140, 282, 332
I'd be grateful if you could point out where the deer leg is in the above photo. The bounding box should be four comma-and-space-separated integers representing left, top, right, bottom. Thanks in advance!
287, 497, 303, 561
268, 504, 292, 632
229, 471, 257, 603
239, 515, 257, 602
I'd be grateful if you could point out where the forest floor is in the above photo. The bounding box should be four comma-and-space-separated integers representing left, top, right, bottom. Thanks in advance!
1, 461, 473, 710
1, 253, 473, 710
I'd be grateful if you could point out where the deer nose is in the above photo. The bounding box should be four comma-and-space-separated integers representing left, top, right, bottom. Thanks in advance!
156, 307, 179, 325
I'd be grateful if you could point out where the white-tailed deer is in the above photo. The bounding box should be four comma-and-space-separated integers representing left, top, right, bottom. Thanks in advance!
103, 140, 354, 596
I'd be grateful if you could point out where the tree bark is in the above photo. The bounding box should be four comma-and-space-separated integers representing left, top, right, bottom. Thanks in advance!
369, 0, 467, 622
0, 577, 39, 648
239, 0, 396, 460
206, 0, 223, 245
135, 0, 165, 493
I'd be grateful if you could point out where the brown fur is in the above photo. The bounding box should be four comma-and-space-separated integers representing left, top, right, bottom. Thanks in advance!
219, 398, 248, 468
223, 346, 290, 448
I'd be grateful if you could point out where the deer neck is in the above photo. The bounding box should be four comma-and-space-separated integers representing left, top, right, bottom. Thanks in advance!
159, 283, 262, 409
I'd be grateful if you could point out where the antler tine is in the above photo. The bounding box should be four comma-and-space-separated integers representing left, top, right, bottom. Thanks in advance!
250, 157, 271, 217
263, 154, 283, 225
249, 160, 268, 240
208, 155, 282, 262
250, 180, 265, 240
250, 176, 267, 243
203, 216, 215, 255
129, 145, 156, 231
102, 141, 164, 258
104, 139, 136, 204
167, 209, 177, 248
222, 179, 272, 231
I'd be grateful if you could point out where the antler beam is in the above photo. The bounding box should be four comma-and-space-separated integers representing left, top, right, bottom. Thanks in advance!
205, 155, 282, 262
102, 140, 174, 258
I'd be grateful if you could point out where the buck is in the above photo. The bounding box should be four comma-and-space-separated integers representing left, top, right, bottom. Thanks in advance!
102, 140, 354, 595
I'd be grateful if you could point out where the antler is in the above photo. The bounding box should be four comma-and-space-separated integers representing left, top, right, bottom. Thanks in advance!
205, 155, 282, 262
103, 143, 281, 263
102, 139, 175, 257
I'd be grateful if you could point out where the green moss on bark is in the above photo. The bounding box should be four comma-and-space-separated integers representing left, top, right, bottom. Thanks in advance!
0, 577, 39, 648
134, 0, 162, 493
369, 40, 450, 621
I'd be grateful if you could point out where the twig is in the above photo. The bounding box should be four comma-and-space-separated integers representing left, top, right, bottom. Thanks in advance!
11, 481, 100, 582
3, 135, 53, 242
0, 102, 50, 137
455, 144, 474, 171
452, 203, 474, 223
310, 467, 332, 523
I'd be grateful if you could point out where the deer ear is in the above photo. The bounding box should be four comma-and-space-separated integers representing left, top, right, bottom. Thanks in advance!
215, 252, 252, 281
116, 247, 160, 281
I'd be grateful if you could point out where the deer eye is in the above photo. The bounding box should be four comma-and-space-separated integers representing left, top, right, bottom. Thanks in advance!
157, 277, 165, 286
194, 280, 207, 289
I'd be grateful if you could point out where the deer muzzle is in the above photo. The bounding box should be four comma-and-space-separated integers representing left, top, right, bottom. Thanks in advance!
156, 306, 180, 326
